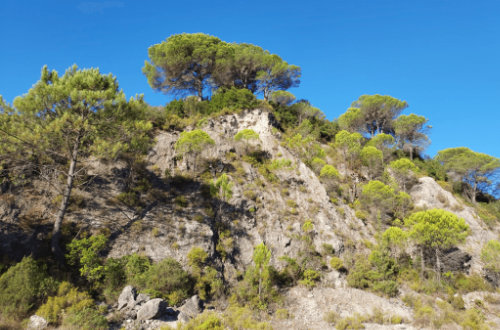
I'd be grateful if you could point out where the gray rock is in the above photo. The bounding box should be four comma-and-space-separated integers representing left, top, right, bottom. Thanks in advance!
177, 311, 191, 323
135, 293, 151, 305
27, 315, 48, 329
179, 295, 203, 320
136, 298, 167, 320
118, 285, 137, 310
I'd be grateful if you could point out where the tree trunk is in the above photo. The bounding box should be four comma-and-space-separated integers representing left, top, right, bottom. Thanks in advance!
420, 246, 425, 278
258, 267, 262, 301
263, 88, 269, 101
197, 87, 203, 101
409, 146, 413, 160
472, 181, 477, 204
435, 248, 441, 283
51, 134, 81, 263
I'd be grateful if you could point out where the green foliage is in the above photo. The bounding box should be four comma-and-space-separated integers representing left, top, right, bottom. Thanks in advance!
0, 65, 152, 259
334, 130, 363, 170
393, 113, 430, 159
349, 94, 408, 136
123, 253, 151, 282
302, 220, 314, 233
268, 158, 293, 171
311, 157, 326, 172
234, 129, 260, 142
335, 314, 365, 330
359, 180, 411, 223
381, 226, 408, 255
36, 282, 94, 325
286, 133, 326, 165
414, 158, 447, 181
347, 249, 400, 297
210, 173, 233, 202
181, 307, 271, 330
144, 33, 300, 100
481, 240, 500, 273
366, 133, 395, 151
320, 165, 340, 179
0, 257, 57, 319
235, 243, 277, 310
176, 129, 215, 155
329, 257, 345, 271
460, 308, 488, 330
176, 129, 215, 170
270, 90, 296, 106
100, 253, 151, 300
143, 33, 221, 99
360, 146, 383, 178
188, 247, 223, 301
436, 147, 500, 203
134, 258, 193, 305
405, 209, 469, 251
211, 87, 259, 111
338, 107, 363, 132
62, 304, 108, 330
389, 158, 418, 192
299, 269, 321, 288
66, 234, 108, 285
181, 311, 224, 330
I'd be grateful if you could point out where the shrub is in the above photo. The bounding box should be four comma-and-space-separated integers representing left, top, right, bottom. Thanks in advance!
324, 311, 339, 325
36, 282, 94, 325
188, 247, 223, 301
461, 308, 487, 330
0, 257, 57, 319
234, 129, 260, 142
335, 314, 365, 330
346, 252, 399, 297
135, 258, 193, 306
481, 240, 500, 273
320, 165, 340, 179
329, 257, 345, 271
299, 269, 321, 288
268, 158, 293, 171
209, 87, 259, 113
224, 306, 272, 329
66, 234, 108, 286
175, 195, 188, 208
181, 311, 224, 330
62, 305, 108, 330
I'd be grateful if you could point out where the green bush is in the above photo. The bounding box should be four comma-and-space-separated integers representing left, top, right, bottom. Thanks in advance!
0, 257, 57, 319
188, 247, 223, 301
299, 269, 321, 288
134, 258, 193, 306
335, 314, 365, 330
66, 234, 108, 286
330, 257, 345, 271
209, 87, 259, 113
461, 308, 487, 330
346, 252, 400, 297
36, 282, 96, 325
182, 311, 224, 330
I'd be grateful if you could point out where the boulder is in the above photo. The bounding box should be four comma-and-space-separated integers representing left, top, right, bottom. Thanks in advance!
27, 315, 48, 329
118, 285, 137, 310
135, 293, 151, 305
179, 295, 203, 320
136, 298, 167, 320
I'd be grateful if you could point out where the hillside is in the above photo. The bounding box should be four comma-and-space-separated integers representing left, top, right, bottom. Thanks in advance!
0, 33, 499, 330
1, 106, 499, 329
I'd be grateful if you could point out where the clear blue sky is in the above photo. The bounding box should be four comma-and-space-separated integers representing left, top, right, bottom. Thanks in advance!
0, 0, 499, 158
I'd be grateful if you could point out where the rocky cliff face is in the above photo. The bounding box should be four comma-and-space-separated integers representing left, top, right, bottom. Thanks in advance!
1, 109, 499, 329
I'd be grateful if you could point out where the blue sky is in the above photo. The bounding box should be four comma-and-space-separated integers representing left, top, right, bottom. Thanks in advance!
0, 0, 498, 158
